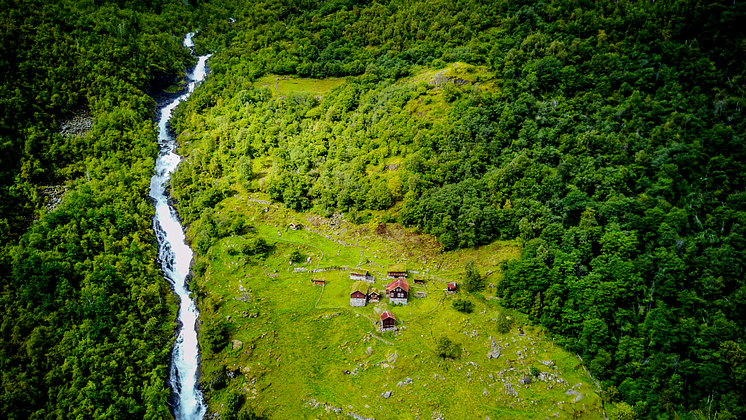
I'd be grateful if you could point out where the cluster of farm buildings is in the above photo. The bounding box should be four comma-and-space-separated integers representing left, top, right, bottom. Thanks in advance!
312, 264, 458, 331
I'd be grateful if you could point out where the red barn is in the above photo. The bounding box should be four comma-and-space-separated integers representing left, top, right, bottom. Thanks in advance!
380, 310, 396, 330
447, 282, 457, 293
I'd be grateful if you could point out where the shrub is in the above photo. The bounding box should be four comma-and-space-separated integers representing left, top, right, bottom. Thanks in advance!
202, 318, 227, 354
436, 335, 462, 359
241, 237, 269, 256
495, 310, 513, 333
452, 298, 474, 313
289, 249, 305, 263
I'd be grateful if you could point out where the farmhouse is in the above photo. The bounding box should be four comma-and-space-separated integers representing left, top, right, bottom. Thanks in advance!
386, 278, 409, 305
369, 289, 381, 303
447, 282, 457, 294
387, 264, 408, 279
349, 270, 371, 282
312, 278, 326, 286
350, 281, 369, 307
380, 310, 396, 331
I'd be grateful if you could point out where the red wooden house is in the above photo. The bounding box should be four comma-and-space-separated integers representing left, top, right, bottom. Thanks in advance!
386, 279, 410, 305
447, 282, 457, 293
380, 310, 396, 330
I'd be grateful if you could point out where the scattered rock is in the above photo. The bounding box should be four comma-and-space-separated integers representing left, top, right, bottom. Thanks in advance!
382, 391, 392, 399
397, 377, 413, 387
504, 383, 518, 396
232, 340, 242, 351
565, 388, 584, 402
487, 337, 501, 360
59, 110, 93, 137
345, 412, 375, 420
39, 185, 67, 213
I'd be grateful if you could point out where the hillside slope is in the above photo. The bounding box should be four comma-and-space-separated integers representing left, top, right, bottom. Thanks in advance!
171, 1, 746, 419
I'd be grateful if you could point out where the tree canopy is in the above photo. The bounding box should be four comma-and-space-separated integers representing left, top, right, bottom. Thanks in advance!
170, 1, 746, 419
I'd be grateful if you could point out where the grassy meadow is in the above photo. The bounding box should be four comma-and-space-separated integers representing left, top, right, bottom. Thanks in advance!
253, 74, 347, 97
186, 189, 607, 419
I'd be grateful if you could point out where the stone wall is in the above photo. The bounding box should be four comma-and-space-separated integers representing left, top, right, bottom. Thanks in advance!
350, 297, 367, 307
390, 297, 408, 305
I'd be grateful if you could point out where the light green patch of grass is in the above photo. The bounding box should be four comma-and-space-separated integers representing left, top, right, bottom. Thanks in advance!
190, 193, 605, 419
404, 62, 498, 122
253, 74, 346, 97
410, 61, 496, 87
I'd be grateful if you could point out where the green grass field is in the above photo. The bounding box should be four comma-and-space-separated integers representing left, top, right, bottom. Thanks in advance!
253, 74, 346, 97
189, 191, 606, 419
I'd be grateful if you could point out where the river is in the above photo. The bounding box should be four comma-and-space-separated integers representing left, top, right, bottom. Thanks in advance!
149, 32, 210, 420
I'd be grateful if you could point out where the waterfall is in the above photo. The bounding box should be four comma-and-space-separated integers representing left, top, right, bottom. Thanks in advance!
149, 32, 210, 420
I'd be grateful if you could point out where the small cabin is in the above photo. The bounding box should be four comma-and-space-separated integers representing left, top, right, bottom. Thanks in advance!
386, 279, 409, 305
350, 281, 369, 307
414, 279, 425, 285
380, 310, 396, 331
387, 264, 408, 279
447, 282, 457, 294
369, 289, 381, 303
349, 270, 371, 282
312, 278, 326, 286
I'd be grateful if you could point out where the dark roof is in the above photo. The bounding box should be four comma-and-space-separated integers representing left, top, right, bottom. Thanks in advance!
386, 279, 410, 293
380, 310, 395, 321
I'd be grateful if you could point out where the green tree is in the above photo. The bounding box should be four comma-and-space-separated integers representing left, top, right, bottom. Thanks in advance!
463, 260, 484, 292
436, 335, 462, 359
452, 298, 475, 313
202, 319, 227, 354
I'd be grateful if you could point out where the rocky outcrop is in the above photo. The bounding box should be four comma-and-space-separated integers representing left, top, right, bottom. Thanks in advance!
487, 337, 501, 360
59, 110, 93, 137
39, 185, 67, 212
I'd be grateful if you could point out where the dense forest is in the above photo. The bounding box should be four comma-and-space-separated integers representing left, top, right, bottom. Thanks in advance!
167, 1, 746, 419
0, 0, 201, 418
2, 0, 745, 419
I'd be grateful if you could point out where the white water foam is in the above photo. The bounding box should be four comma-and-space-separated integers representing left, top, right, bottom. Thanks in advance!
149, 32, 211, 420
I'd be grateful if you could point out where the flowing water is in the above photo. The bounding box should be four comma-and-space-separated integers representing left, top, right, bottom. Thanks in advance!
149, 33, 210, 420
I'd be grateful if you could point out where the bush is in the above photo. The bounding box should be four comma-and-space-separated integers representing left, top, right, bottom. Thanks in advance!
194, 234, 213, 255
202, 318, 227, 354
223, 391, 245, 420
452, 298, 474, 313
495, 310, 513, 334
206, 366, 226, 391
289, 249, 305, 263
436, 335, 462, 359
240, 237, 269, 256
